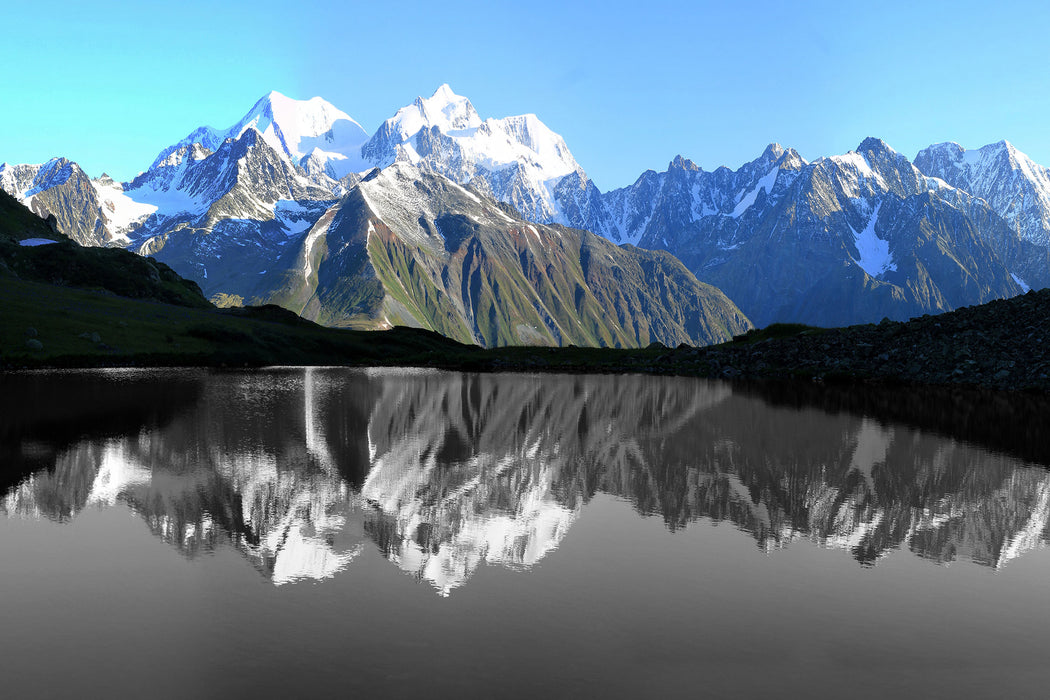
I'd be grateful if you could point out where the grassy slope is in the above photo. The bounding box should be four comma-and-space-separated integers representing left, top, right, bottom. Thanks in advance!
0, 276, 476, 369
0, 188, 477, 369
364, 216, 749, 348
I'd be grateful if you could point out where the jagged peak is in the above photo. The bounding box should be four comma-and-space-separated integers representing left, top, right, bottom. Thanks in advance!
857, 137, 900, 158
669, 155, 700, 172
919, 141, 965, 157
918, 139, 1042, 173
777, 146, 807, 170
397, 84, 481, 135
42, 156, 72, 168
761, 142, 786, 159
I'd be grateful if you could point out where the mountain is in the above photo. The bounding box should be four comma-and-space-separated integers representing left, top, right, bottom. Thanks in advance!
360, 84, 588, 226
915, 140, 1050, 249
0, 159, 123, 245
131, 125, 334, 235
565, 139, 1048, 327
251, 163, 751, 347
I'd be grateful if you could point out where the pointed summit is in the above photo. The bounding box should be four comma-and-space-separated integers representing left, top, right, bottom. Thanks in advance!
761, 143, 786, 160
393, 84, 482, 139
669, 155, 700, 172
430, 83, 457, 103
857, 137, 899, 158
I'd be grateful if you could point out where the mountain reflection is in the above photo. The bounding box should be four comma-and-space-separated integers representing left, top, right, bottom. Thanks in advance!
3, 368, 1048, 592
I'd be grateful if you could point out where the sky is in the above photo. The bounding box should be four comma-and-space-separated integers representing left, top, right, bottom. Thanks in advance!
3, 0, 1049, 191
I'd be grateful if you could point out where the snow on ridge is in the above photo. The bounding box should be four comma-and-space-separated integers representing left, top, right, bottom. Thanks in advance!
828, 151, 882, 182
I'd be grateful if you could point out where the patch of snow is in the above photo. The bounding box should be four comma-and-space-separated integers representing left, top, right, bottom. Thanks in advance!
92, 180, 157, 238
1011, 272, 1031, 292
848, 201, 895, 277
730, 166, 778, 218
302, 212, 335, 281
274, 199, 319, 235
825, 151, 888, 195
449, 180, 480, 204
126, 183, 210, 217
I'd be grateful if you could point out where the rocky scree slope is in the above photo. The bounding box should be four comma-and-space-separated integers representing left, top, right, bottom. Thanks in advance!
661, 288, 1050, 391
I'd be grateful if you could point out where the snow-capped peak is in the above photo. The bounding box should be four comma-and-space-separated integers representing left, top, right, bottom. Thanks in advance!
915, 139, 1050, 247
857, 136, 899, 157
386, 84, 483, 142
249, 91, 364, 154
149, 91, 370, 179
359, 86, 583, 225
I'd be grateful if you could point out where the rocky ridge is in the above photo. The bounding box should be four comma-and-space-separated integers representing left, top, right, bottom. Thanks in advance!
557, 288, 1050, 392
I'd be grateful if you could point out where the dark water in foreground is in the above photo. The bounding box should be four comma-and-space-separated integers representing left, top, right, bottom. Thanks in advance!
2, 368, 1050, 698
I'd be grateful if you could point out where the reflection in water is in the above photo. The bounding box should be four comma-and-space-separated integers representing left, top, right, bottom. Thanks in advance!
2, 368, 1049, 592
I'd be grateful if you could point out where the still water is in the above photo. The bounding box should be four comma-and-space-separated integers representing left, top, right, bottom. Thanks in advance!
2, 368, 1050, 697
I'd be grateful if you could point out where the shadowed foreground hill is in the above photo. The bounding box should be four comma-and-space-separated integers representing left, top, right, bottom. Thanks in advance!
0, 188, 208, 308
479, 289, 1050, 392
0, 188, 478, 368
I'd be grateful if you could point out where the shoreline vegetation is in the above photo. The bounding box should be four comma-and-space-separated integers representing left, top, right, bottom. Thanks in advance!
2, 273, 1048, 395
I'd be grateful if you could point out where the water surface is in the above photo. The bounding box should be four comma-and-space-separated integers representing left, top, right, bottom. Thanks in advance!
2, 368, 1049, 697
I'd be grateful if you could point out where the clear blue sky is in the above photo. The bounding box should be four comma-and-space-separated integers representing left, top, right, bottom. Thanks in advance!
2, 0, 1047, 190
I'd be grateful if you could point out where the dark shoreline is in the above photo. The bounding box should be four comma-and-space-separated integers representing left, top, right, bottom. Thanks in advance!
3, 278, 1049, 395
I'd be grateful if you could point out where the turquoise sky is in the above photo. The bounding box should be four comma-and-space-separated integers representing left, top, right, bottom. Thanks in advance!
3, 0, 1047, 190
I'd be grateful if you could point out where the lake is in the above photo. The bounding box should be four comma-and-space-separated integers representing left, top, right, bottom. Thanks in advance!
2, 368, 1050, 698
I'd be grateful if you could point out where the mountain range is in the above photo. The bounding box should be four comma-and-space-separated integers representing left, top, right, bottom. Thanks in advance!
3, 85, 1049, 342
